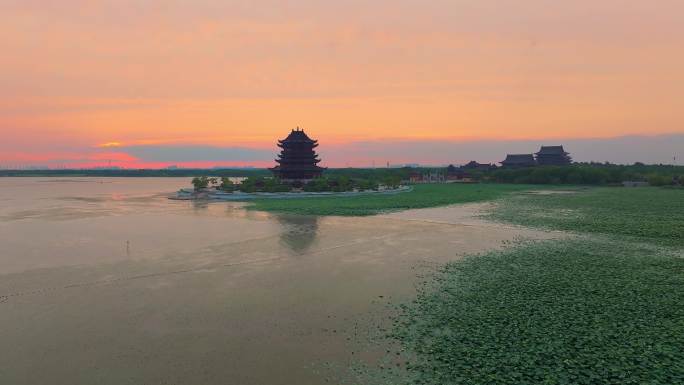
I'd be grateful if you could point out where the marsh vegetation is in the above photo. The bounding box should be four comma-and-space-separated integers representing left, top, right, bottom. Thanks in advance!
248, 184, 536, 216
384, 186, 684, 385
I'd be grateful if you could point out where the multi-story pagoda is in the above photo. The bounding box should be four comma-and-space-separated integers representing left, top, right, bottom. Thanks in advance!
270, 127, 326, 181
535, 145, 572, 166
501, 154, 537, 168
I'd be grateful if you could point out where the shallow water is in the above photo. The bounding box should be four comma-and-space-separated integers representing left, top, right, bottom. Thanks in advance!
0, 178, 548, 385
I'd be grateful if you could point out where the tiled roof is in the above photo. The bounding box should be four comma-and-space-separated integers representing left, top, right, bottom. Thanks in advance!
536, 146, 567, 155
502, 154, 536, 164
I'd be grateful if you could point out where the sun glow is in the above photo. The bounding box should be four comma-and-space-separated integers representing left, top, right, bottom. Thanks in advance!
97, 142, 123, 148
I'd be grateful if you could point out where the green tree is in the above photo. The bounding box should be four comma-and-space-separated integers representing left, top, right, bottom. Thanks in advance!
304, 177, 331, 192
648, 174, 670, 186
239, 177, 258, 193
219, 177, 234, 191
382, 175, 401, 189
332, 176, 352, 191
191, 176, 210, 191
263, 178, 278, 192
358, 179, 379, 191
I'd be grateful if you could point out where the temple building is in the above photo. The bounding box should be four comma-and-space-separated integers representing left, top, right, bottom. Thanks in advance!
462, 161, 496, 171
446, 165, 473, 182
535, 145, 572, 166
501, 154, 537, 168
270, 127, 326, 181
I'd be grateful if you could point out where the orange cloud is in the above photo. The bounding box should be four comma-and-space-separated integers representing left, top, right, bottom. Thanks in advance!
1, 0, 682, 168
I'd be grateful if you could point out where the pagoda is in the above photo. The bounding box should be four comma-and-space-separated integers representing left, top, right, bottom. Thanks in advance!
535, 145, 572, 166
270, 127, 326, 181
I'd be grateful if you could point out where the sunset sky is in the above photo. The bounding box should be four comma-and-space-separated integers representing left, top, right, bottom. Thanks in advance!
1, 0, 683, 168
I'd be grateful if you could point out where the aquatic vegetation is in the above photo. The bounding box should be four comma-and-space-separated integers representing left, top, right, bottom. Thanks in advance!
489, 187, 684, 246
248, 184, 536, 216
386, 186, 684, 384
392, 238, 684, 385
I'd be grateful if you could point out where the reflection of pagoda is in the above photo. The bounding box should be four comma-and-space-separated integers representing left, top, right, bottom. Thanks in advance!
270, 127, 326, 181
274, 214, 319, 254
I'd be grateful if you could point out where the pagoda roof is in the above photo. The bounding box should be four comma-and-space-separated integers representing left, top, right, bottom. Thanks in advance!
270, 164, 326, 170
275, 157, 321, 164
269, 165, 327, 173
278, 127, 318, 144
536, 146, 568, 155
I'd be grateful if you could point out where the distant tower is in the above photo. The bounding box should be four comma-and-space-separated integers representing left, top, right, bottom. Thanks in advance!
269, 127, 326, 182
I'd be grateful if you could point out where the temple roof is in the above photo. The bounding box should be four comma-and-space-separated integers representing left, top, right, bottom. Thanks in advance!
502, 154, 536, 164
275, 156, 321, 164
536, 146, 568, 155
463, 160, 493, 169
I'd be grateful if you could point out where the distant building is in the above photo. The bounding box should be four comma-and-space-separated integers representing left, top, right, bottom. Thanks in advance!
501, 154, 537, 168
446, 165, 474, 182
535, 146, 572, 166
409, 171, 423, 183
409, 170, 446, 183
424, 170, 445, 183
269, 127, 326, 182
462, 161, 496, 171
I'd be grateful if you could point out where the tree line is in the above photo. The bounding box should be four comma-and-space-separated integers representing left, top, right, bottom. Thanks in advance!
191, 175, 402, 192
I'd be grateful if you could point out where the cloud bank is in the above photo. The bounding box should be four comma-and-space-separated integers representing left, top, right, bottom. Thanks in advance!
120, 145, 274, 163
2, 135, 682, 169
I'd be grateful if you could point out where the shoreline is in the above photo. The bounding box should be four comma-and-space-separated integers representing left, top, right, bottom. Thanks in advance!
169, 185, 413, 200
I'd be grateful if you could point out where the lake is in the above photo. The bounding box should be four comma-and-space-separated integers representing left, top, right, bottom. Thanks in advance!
0, 177, 545, 385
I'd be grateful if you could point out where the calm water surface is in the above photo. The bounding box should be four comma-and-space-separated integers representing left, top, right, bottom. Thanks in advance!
0, 178, 415, 385
0, 177, 542, 385
0, 178, 289, 273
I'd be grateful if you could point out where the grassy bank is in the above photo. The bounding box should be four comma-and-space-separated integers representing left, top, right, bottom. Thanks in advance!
248, 183, 536, 216
387, 186, 684, 385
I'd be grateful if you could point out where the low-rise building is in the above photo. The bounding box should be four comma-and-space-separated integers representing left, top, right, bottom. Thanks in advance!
462, 161, 496, 171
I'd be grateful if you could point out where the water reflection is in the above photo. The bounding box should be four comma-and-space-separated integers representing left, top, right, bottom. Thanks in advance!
188, 201, 319, 253
191, 200, 210, 211
273, 214, 320, 254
